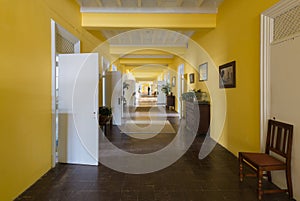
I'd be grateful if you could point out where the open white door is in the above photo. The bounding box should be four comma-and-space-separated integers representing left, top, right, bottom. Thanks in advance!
57, 53, 98, 166
157, 81, 166, 105
105, 71, 122, 125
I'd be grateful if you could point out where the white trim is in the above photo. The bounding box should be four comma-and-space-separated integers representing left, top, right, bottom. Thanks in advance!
80, 7, 218, 14
177, 63, 184, 119
260, 14, 274, 152
74, 41, 81, 53
51, 20, 57, 167
262, 0, 300, 17
51, 19, 80, 168
260, 0, 300, 151
272, 32, 300, 45
55, 23, 79, 45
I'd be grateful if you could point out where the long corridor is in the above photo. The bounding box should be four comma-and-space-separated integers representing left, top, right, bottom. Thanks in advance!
16, 107, 293, 201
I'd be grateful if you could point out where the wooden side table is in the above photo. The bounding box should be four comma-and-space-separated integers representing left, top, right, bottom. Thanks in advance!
166, 95, 175, 110
99, 115, 112, 135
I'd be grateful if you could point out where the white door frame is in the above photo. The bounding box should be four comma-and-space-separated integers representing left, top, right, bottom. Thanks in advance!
51, 19, 80, 167
177, 63, 184, 118
260, 0, 300, 151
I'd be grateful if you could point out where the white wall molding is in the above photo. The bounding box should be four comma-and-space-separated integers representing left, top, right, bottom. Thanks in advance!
260, 14, 273, 151
262, 0, 300, 18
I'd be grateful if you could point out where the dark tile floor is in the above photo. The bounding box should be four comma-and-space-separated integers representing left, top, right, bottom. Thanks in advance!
16, 113, 294, 201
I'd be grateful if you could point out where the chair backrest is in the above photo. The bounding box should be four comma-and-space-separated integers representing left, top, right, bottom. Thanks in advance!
265, 119, 293, 162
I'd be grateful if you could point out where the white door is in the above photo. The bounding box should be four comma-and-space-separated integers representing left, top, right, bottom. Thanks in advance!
177, 64, 184, 118
157, 81, 166, 104
57, 53, 99, 165
270, 37, 300, 191
105, 71, 122, 125
124, 79, 136, 106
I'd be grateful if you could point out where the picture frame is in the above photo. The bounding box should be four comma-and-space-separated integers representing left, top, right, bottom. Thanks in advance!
199, 62, 208, 81
219, 61, 236, 88
172, 76, 176, 87
189, 73, 194, 84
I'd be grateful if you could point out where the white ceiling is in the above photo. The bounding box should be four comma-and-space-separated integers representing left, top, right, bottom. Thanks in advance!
106, 28, 192, 47
77, 0, 223, 13
77, 0, 223, 46
130, 65, 168, 80
76, 0, 223, 80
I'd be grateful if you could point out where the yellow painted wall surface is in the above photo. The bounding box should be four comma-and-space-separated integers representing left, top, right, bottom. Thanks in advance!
82, 13, 217, 29
0, 1, 101, 200
192, 0, 280, 155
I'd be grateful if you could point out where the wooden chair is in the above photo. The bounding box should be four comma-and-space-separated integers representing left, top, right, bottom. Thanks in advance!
239, 119, 293, 200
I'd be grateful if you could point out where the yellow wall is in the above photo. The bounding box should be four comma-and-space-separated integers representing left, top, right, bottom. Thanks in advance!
82, 13, 217, 29
0, 0, 283, 199
192, 0, 280, 155
0, 0, 101, 200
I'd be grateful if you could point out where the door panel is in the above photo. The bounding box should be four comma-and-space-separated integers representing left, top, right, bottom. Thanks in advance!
270, 37, 300, 190
157, 81, 166, 104
58, 53, 98, 165
105, 71, 122, 125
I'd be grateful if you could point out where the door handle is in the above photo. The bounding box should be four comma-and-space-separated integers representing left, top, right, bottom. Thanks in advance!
118, 98, 121, 105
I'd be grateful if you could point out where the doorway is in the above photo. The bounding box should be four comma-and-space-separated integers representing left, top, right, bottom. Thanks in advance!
261, 1, 300, 199
51, 19, 80, 167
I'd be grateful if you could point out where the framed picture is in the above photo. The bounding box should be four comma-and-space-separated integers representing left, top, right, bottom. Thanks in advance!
172, 76, 176, 87
189, 73, 194, 84
199, 62, 208, 81
219, 61, 236, 88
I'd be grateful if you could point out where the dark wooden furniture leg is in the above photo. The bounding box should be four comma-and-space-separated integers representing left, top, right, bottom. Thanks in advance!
239, 153, 243, 182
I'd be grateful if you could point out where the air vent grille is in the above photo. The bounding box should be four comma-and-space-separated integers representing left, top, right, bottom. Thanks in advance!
274, 5, 300, 41
56, 33, 75, 54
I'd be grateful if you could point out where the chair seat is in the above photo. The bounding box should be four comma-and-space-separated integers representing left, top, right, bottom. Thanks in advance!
240, 152, 285, 168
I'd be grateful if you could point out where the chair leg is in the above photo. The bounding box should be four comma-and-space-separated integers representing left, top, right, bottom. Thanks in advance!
258, 169, 263, 200
267, 171, 272, 182
286, 166, 293, 199
238, 153, 243, 182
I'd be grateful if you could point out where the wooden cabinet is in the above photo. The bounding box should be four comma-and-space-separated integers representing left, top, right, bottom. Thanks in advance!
166, 95, 175, 110
185, 101, 210, 135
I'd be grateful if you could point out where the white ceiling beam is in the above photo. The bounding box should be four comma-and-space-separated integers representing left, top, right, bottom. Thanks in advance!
81, 7, 218, 13
117, 0, 122, 7
152, 31, 157, 43
95, 0, 103, 7
119, 58, 174, 65
163, 31, 169, 44
196, 0, 204, 7
177, 0, 183, 6
110, 46, 187, 56
157, 0, 162, 6
138, 0, 142, 7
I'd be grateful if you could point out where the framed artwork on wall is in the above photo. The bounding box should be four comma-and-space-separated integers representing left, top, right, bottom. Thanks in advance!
199, 62, 208, 81
219, 61, 236, 88
172, 76, 176, 87
189, 73, 194, 84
